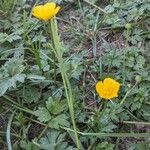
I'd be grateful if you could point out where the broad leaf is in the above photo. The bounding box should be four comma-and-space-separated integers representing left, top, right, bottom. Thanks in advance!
34, 107, 51, 122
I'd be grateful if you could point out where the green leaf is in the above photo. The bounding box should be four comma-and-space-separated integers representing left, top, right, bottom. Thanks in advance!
0, 74, 26, 96
20, 140, 40, 150
104, 5, 114, 13
23, 86, 41, 103
34, 107, 51, 122
46, 97, 65, 115
94, 141, 115, 150
48, 114, 70, 129
39, 130, 77, 150
0, 57, 25, 96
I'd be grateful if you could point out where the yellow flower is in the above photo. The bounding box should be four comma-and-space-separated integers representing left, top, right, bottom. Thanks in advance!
96, 78, 120, 100
32, 2, 60, 21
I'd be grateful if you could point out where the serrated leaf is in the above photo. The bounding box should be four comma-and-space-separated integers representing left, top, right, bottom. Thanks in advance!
46, 97, 64, 115
95, 141, 115, 150
20, 140, 40, 150
0, 82, 8, 96
34, 107, 51, 122
23, 86, 41, 103
0, 74, 26, 96
39, 130, 76, 150
48, 114, 70, 129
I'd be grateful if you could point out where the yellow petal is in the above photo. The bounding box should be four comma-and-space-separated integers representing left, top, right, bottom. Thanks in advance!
32, 5, 44, 20
54, 6, 61, 15
96, 81, 103, 94
32, 2, 60, 21
44, 3, 55, 19
95, 78, 120, 100
103, 78, 116, 85
44, 2, 56, 9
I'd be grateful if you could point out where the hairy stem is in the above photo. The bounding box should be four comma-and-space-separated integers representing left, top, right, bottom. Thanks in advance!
49, 17, 80, 149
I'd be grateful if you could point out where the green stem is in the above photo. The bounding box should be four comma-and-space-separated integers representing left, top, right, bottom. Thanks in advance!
53, 53, 57, 88
77, 0, 82, 10
92, 36, 97, 57
96, 100, 108, 123
63, 68, 80, 148
124, 108, 141, 121
122, 121, 150, 126
49, 17, 80, 149
122, 28, 130, 84
83, 0, 107, 14
2, 95, 35, 115
6, 111, 15, 150
120, 82, 138, 105
62, 126, 150, 138
26, 36, 41, 70
0, 131, 20, 138
2, 95, 20, 106
38, 126, 48, 139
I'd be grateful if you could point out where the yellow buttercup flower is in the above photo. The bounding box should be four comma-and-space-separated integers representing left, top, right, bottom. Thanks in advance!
96, 78, 120, 100
32, 2, 60, 21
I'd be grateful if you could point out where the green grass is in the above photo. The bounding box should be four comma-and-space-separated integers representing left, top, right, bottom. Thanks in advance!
0, 0, 150, 149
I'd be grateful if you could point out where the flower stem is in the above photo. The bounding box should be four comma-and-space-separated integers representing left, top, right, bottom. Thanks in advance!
122, 28, 130, 85
49, 17, 80, 149
53, 53, 57, 88
96, 100, 108, 122
120, 81, 138, 105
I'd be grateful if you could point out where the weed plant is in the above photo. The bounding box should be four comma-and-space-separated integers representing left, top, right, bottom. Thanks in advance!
0, 0, 150, 149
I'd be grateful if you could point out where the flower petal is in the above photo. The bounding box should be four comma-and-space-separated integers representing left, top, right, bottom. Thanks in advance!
96, 78, 120, 100
32, 2, 60, 21
96, 81, 103, 94
54, 6, 61, 15
44, 2, 56, 10
32, 5, 44, 20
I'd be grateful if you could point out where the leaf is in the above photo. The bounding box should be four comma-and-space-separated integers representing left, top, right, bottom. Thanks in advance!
39, 130, 77, 150
0, 57, 25, 96
0, 82, 8, 96
27, 74, 45, 80
104, 5, 114, 13
20, 140, 40, 150
23, 86, 41, 103
34, 107, 51, 122
48, 114, 70, 129
94, 141, 115, 150
46, 97, 65, 115
0, 33, 8, 43
0, 74, 26, 96
0, 32, 21, 43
